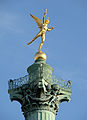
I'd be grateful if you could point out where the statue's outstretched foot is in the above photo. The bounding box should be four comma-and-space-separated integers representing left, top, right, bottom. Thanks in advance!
38, 50, 43, 53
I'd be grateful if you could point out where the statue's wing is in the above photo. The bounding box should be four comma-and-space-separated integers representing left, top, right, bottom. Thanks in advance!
30, 14, 43, 30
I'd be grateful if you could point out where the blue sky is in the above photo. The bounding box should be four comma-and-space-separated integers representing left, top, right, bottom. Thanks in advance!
0, 0, 87, 120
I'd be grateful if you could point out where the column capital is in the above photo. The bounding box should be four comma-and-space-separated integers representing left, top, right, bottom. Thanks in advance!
8, 59, 72, 120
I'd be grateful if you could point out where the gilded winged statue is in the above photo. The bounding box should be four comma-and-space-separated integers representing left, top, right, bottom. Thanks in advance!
27, 9, 54, 52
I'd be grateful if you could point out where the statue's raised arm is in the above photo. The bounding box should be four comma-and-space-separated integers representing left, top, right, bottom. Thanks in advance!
27, 9, 54, 52
43, 9, 47, 24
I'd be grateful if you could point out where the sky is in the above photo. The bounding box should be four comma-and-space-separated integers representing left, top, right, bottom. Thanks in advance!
0, 0, 87, 120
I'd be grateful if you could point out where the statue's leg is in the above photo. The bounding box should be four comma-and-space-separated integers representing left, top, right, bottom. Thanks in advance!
38, 33, 45, 52
27, 31, 42, 45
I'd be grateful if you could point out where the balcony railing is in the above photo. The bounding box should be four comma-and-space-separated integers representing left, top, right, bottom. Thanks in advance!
52, 76, 72, 92
8, 75, 72, 92
8, 75, 29, 90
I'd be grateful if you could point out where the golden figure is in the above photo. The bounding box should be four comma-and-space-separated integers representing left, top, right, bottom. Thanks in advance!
27, 9, 54, 52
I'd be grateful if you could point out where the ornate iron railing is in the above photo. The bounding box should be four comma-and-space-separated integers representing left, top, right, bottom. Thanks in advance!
52, 76, 72, 92
8, 75, 29, 90
8, 75, 72, 91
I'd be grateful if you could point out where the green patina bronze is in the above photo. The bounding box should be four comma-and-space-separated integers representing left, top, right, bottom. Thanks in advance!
27, 59, 53, 83
8, 58, 72, 120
